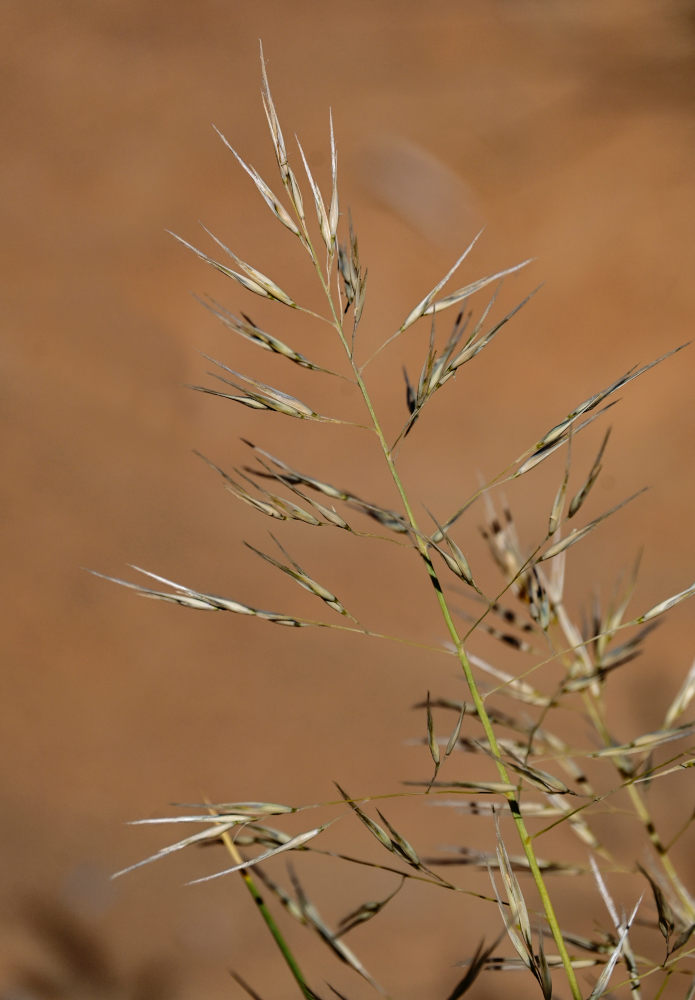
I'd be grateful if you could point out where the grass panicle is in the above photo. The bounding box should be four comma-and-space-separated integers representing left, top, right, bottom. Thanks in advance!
99, 45, 694, 1000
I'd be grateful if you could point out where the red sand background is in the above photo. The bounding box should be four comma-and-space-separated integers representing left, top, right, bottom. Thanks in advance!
3, 2, 695, 997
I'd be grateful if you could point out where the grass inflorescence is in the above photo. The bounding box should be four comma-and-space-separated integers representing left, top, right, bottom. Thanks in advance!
98, 44, 695, 1000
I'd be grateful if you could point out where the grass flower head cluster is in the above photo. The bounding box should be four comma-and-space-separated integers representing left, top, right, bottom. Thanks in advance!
98, 47, 695, 1000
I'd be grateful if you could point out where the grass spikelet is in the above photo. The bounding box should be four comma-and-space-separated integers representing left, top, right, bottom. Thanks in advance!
212, 124, 303, 241
663, 658, 695, 728
637, 580, 695, 623
168, 230, 296, 306
187, 824, 332, 885
334, 784, 393, 853
190, 363, 324, 419
539, 487, 648, 563
335, 878, 405, 938
198, 297, 332, 371
296, 137, 332, 250
569, 428, 611, 518
245, 535, 353, 618
288, 868, 386, 995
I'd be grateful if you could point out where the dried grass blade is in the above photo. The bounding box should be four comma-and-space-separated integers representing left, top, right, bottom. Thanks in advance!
421, 259, 532, 319
229, 971, 268, 1000
588, 724, 692, 758
471, 737, 571, 794
488, 849, 531, 973
258, 46, 306, 222
199, 360, 335, 421
191, 378, 326, 420
112, 821, 236, 879
187, 823, 331, 884
243, 441, 407, 533
201, 225, 296, 306
245, 538, 350, 617
289, 486, 351, 530
596, 551, 643, 653
252, 864, 308, 924
296, 137, 331, 249
540, 488, 647, 563
445, 285, 540, 376
90, 568, 232, 611
328, 111, 339, 242
664, 658, 695, 728
497, 829, 533, 955
532, 345, 688, 461
546, 794, 601, 850
493, 824, 552, 994
637, 581, 695, 623
259, 42, 288, 174
327, 988, 350, 1000
212, 124, 301, 240
586, 896, 641, 1000
349, 216, 367, 329
595, 622, 658, 671
289, 868, 386, 995
447, 937, 503, 999
445, 704, 466, 756
504, 758, 572, 796
375, 810, 421, 867
589, 857, 619, 933
426, 691, 440, 768
169, 231, 267, 296
169, 230, 295, 306
129, 814, 256, 826
195, 452, 287, 520
245, 487, 320, 525
425, 509, 475, 587
403, 366, 417, 416
187, 384, 271, 411
536, 929, 553, 1000
90, 567, 306, 626
406, 779, 518, 794
336, 878, 405, 937
515, 402, 618, 477
569, 429, 611, 518
334, 784, 393, 852
198, 297, 331, 372
468, 652, 551, 708
244, 441, 347, 500
453, 603, 538, 652
571, 343, 689, 421
637, 863, 676, 948
338, 213, 361, 314
427, 846, 583, 875
172, 801, 297, 817
397, 233, 484, 335
548, 441, 571, 535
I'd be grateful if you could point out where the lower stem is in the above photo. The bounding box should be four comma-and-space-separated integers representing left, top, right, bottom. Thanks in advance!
217, 822, 316, 999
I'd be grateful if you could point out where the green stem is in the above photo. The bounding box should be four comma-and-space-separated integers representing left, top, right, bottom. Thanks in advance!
219, 825, 316, 999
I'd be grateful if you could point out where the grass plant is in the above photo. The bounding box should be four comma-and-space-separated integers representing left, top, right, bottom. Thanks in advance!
97, 47, 695, 999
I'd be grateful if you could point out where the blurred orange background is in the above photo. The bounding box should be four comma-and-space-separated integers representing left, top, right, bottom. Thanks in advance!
3, 1, 695, 997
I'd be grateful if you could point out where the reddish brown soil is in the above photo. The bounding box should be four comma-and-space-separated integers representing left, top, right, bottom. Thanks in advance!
3, 2, 695, 997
